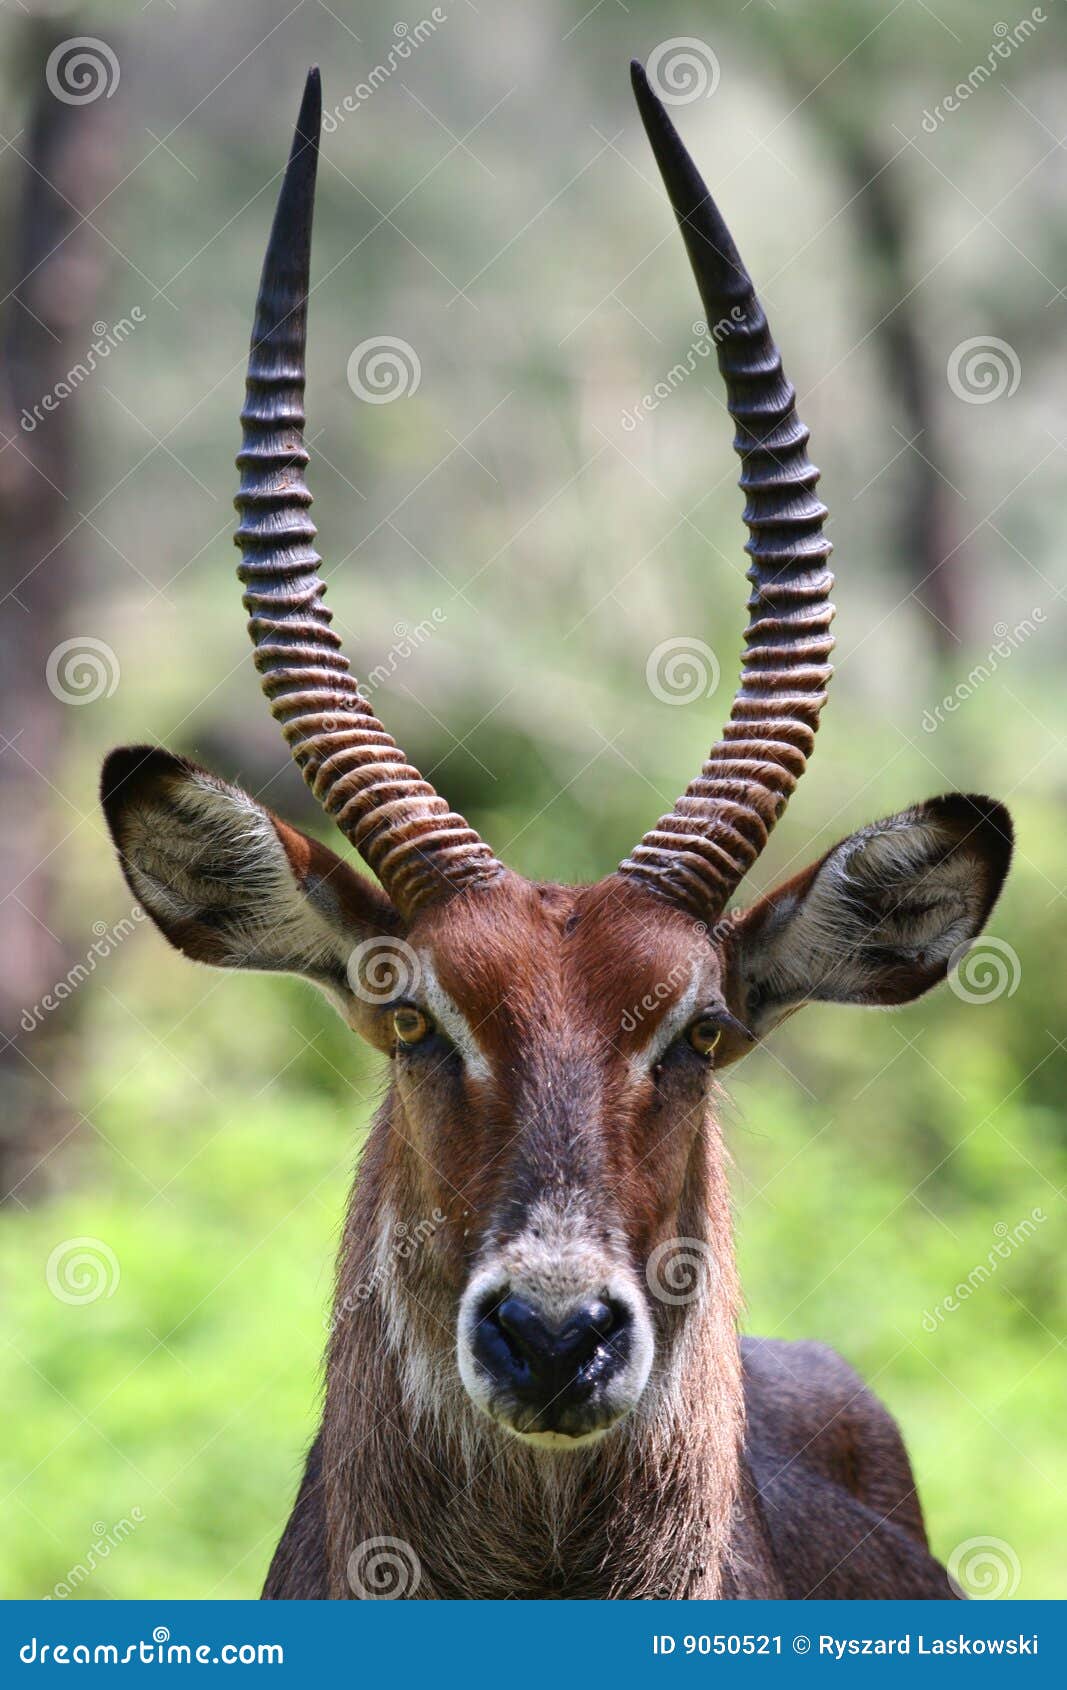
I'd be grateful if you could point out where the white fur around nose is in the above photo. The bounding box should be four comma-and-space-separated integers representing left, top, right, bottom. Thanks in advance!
456, 1195, 655, 1443
486, 1195, 627, 1324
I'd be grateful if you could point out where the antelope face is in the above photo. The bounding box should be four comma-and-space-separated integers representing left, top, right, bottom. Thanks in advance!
100, 67, 1014, 1456
396, 877, 729, 1445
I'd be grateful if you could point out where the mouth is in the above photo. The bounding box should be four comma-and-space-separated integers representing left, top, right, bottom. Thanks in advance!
498, 1420, 619, 1450
483, 1374, 635, 1447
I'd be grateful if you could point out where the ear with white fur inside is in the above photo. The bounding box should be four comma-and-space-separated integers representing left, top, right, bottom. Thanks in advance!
100, 746, 403, 1026
721, 793, 1013, 1047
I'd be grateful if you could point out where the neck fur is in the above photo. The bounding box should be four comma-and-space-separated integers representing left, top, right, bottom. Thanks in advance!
320, 1094, 743, 1599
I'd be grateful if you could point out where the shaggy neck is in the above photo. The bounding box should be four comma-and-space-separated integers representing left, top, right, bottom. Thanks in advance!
320, 1088, 745, 1599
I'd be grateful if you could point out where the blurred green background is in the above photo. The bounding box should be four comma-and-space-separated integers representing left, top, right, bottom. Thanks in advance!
1, 0, 1063, 1599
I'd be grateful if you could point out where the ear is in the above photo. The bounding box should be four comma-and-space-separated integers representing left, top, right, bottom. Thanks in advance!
719, 793, 1013, 1055
100, 745, 405, 1038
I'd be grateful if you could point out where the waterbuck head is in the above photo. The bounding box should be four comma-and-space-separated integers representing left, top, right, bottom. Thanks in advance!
101, 66, 1012, 1451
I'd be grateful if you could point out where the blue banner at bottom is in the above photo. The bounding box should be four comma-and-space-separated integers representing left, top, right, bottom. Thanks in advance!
3, 1599, 1061, 1683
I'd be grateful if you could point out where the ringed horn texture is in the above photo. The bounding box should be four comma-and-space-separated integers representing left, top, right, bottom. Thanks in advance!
234, 67, 502, 919
619, 62, 835, 923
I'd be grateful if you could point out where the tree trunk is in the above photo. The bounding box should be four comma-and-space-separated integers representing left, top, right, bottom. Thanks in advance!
0, 22, 117, 1200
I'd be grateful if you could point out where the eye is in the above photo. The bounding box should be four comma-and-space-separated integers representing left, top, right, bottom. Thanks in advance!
686, 1014, 723, 1057
393, 1006, 433, 1046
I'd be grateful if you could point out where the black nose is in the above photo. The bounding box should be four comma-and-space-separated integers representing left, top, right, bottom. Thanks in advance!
470, 1292, 632, 1421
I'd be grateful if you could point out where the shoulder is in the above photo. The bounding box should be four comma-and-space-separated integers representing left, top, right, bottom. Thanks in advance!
742, 1335, 900, 1465
739, 1336, 954, 1597
741, 1335, 922, 1514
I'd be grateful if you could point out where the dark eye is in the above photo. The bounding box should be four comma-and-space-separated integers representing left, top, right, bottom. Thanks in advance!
393, 1006, 433, 1046
686, 1014, 722, 1057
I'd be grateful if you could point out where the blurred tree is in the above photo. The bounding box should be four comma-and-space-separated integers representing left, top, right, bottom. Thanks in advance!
0, 20, 118, 1199
723, 8, 967, 648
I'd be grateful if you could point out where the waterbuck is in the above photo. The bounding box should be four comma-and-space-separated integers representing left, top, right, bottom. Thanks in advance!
101, 65, 1012, 1598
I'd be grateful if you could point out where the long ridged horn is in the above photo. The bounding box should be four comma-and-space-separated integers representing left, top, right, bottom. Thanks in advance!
619, 61, 834, 921
234, 68, 502, 919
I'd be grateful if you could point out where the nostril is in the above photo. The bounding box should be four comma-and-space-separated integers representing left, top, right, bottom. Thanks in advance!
495, 1295, 551, 1367
586, 1299, 615, 1337
558, 1299, 613, 1361
494, 1294, 631, 1368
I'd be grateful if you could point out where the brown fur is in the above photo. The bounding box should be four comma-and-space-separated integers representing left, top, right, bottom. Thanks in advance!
264, 875, 951, 1599
100, 752, 1010, 1601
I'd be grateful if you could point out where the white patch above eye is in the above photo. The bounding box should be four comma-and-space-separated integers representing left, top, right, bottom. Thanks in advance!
633, 972, 702, 1070
415, 955, 492, 1081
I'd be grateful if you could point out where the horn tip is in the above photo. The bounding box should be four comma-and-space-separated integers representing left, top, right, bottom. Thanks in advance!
630, 57, 660, 116
298, 64, 322, 132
